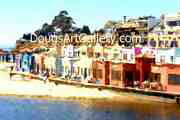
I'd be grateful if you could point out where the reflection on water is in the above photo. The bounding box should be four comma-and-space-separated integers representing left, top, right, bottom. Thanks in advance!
0, 96, 179, 120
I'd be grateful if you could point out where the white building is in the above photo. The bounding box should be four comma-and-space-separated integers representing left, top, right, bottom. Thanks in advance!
155, 48, 180, 64
161, 12, 180, 35
121, 48, 135, 64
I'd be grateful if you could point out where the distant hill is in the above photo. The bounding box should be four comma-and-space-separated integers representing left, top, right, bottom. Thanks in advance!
0, 47, 13, 52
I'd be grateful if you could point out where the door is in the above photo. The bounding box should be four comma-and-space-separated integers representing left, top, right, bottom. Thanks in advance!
125, 71, 134, 87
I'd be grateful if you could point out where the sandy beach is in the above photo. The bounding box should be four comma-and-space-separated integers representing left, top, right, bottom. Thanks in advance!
0, 63, 121, 99
0, 63, 177, 103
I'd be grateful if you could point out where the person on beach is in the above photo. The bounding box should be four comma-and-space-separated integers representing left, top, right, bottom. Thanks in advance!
9, 66, 14, 80
43, 69, 49, 84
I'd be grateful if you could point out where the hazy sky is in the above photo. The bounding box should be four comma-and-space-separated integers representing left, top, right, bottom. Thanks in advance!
0, 0, 180, 48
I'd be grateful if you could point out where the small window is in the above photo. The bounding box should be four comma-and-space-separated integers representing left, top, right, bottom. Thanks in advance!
170, 41, 178, 48
88, 52, 94, 58
170, 56, 175, 64
97, 69, 103, 79
160, 56, 165, 64
123, 54, 128, 60
113, 53, 119, 58
93, 69, 96, 78
168, 74, 180, 85
81, 68, 83, 75
151, 73, 161, 82
112, 70, 121, 80
77, 51, 80, 57
103, 53, 108, 58
95, 53, 101, 58
82, 52, 86, 55
130, 54, 134, 60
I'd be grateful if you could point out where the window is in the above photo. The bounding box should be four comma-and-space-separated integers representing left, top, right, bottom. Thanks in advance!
88, 51, 94, 58
82, 52, 86, 55
103, 52, 108, 58
149, 39, 156, 47
170, 56, 175, 64
95, 53, 101, 58
130, 54, 134, 60
159, 41, 164, 48
93, 69, 96, 78
168, 74, 180, 85
170, 41, 178, 48
160, 56, 165, 64
112, 70, 121, 80
68, 51, 73, 57
123, 54, 127, 60
74, 51, 80, 57
88, 69, 91, 76
77, 51, 80, 57
113, 53, 119, 59
165, 41, 169, 48
81, 68, 83, 75
151, 73, 161, 82
168, 32, 174, 35
97, 69, 103, 79
167, 20, 180, 27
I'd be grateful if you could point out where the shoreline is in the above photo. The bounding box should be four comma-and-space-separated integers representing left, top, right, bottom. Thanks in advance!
0, 90, 177, 104
0, 81, 177, 104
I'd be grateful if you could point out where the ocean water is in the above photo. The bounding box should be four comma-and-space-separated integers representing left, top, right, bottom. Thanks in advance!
0, 96, 180, 120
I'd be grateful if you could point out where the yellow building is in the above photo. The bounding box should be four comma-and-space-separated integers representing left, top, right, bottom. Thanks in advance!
147, 33, 180, 48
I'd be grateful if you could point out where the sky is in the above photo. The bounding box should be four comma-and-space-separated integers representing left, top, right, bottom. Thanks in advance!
0, 0, 180, 48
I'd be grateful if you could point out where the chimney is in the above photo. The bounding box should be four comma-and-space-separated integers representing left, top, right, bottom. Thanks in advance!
123, 16, 127, 23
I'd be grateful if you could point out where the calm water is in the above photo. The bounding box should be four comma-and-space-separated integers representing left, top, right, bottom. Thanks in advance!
0, 96, 180, 120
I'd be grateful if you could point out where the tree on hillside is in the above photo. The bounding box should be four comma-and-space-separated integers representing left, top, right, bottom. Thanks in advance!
41, 23, 55, 36
22, 33, 36, 41
80, 25, 91, 35
52, 10, 75, 34
72, 27, 82, 34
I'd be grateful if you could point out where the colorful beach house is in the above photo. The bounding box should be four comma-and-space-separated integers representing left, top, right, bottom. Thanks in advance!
151, 48, 180, 92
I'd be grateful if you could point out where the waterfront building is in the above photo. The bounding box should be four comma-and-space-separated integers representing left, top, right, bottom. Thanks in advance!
92, 60, 110, 85
55, 45, 64, 76
148, 12, 180, 48
75, 44, 93, 82
20, 52, 33, 72
135, 54, 155, 86
15, 54, 22, 71
162, 12, 180, 35
108, 45, 136, 87
150, 48, 180, 92
116, 16, 158, 37
0, 49, 5, 62
147, 33, 180, 48
34, 53, 43, 74
59, 44, 80, 78
109, 62, 137, 88
44, 48, 56, 75
151, 64, 180, 92
155, 48, 180, 64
